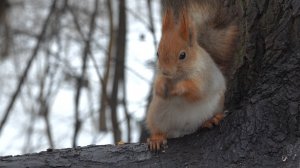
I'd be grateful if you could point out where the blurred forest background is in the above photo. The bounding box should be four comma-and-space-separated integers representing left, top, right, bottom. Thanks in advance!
0, 0, 162, 155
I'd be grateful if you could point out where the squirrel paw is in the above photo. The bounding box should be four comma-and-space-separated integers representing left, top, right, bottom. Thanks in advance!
147, 133, 167, 152
170, 83, 185, 96
170, 80, 201, 102
155, 79, 169, 99
202, 112, 224, 128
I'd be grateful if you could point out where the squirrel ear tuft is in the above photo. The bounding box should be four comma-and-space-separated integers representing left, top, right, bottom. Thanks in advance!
179, 8, 190, 41
162, 8, 175, 32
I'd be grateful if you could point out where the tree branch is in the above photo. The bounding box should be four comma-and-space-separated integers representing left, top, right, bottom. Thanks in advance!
72, 0, 98, 147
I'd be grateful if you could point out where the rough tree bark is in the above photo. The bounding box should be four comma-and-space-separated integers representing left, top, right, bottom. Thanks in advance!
1, 0, 299, 167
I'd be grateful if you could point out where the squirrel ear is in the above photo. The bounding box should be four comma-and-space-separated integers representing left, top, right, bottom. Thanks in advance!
162, 8, 175, 32
179, 8, 190, 41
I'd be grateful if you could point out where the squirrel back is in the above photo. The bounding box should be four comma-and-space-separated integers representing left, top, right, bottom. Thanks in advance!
162, 0, 239, 78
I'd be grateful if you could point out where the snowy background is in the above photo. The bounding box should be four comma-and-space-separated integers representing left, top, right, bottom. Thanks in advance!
0, 0, 161, 156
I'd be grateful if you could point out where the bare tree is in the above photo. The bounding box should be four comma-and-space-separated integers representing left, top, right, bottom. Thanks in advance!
109, 0, 127, 143
0, 0, 58, 136
0, 0, 11, 59
98, 0, 114, 132
0, 0, 160, 155
1, 0, 299, 167
72, 0, 98, 148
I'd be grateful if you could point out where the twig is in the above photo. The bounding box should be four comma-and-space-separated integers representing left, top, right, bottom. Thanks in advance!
72, 0, 98, 147
98, 0, 114, 132
122, 79, 131, 142
38, 49, 54, 148
0, 0, 57, 135
147, 0, 158, 48
110, 0, 127, 143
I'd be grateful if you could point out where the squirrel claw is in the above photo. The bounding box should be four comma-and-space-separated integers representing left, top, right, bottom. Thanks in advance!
147, 134, 167, 152
147, 138, 167, 152
202, 112, 224, 129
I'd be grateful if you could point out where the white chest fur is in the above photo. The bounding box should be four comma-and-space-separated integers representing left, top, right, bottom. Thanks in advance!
148, 88, 223, 138
147, 47, 226, 138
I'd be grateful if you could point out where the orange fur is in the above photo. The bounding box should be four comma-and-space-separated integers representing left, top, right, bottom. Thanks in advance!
154, 75, 176, 99
189, 0, 239, 77
157, 8, 198, 79
147, 133, 167, 151
146, 111, 167, 151
147, 0, 238, 152
202, 93, 225, 128
202, 112, 224, 128
154, 75, 168, 98
171, 80, 202, 102
179, 8, 190, 41
162, 8, 175, 33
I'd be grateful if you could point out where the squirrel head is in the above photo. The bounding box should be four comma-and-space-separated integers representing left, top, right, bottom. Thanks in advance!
157, 8, 199, 79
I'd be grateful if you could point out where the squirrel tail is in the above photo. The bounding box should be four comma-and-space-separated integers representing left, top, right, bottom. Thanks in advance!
193, 0, 239, 78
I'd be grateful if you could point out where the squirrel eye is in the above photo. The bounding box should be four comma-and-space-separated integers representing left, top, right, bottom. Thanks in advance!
179, 51, 186, 60
156, 52, 159, 58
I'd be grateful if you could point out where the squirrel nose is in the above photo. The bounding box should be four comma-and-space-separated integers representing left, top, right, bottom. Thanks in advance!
163, 72, 169, 76
162, 71, 172, 77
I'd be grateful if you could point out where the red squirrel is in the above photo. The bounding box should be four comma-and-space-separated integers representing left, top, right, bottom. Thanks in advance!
146, 0, 238, 151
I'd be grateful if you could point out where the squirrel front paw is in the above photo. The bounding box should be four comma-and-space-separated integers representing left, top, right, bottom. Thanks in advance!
147, 133, 167, 152
155, 78, 169, 98
201, 112, 224, 128
170, 82, 186, 96
170, 80, 201, 102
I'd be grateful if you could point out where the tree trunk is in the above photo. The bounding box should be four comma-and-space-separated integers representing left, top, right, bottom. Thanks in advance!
1, 0, 299, 167
110, 0, 127, 143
